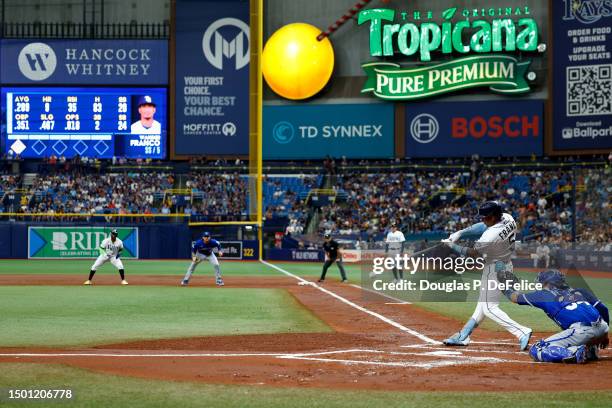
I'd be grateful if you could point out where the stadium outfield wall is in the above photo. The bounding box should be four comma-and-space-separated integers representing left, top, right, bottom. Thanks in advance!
0, 223, 258, 260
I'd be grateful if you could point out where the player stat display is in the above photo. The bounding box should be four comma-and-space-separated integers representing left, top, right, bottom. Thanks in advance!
2, 87, 167, 159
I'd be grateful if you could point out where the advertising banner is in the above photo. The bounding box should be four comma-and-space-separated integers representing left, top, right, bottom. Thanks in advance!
357, 5, 543, 100
551, 0, 612, 150
264, 103, 394, 159
265, 248, 324, 262
219, 241, 243, 260
405, 100, 543, 157
0, 40, 167, 85
28, 227, 139, 259
174, 0, 249, 155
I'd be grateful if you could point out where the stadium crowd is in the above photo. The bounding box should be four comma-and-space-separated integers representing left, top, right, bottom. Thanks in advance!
318, 171, 469, 237
186, 172, 248, 220
0, 156, 608, 245
318, 166, 609, 245
26, 172, 174, 217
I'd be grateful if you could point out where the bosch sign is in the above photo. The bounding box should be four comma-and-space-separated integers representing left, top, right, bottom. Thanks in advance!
405, 101, 543, 158
452, 115, 540, 139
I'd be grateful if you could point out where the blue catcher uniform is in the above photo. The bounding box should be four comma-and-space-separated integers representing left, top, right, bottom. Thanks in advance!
511, 270, 609, 363
182, 232, 224, 286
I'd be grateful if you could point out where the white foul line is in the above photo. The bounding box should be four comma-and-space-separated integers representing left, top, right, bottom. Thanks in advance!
349, 283, 413, 305
401, 344, 526, 355
0, 352, 284, 358
260, 261, 439, 345
0, 348, 529, 368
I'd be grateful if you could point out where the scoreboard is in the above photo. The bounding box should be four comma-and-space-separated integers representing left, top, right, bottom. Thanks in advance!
2, 87, 167, 159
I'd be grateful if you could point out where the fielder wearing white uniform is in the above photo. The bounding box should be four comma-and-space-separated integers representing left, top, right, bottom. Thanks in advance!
84, 229, 128, 285
385, 225, 406, 282
443, 202, 532, 350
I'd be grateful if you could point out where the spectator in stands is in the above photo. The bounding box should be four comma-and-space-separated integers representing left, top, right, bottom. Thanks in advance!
533, 238, 551, 268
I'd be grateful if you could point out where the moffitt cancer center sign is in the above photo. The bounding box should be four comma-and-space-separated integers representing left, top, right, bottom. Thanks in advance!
358, 5, 543, 100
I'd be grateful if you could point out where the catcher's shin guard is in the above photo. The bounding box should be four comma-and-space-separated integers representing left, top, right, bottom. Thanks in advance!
529, 340, 586, 363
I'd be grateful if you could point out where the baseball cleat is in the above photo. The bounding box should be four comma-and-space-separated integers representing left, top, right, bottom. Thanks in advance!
121, 280, 129, 285
216, 278, 224, 286
563, 345, 587, 364
83, 280, 92, 285
181, 279, 189, 286
443, 333, 470, 346
519, 330, 533, 351
317, 279, 324, 283
341, 279, 348, 283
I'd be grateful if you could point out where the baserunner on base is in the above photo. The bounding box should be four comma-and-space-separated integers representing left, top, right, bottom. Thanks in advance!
182, 232, 224, 286
84, 228, 128, 285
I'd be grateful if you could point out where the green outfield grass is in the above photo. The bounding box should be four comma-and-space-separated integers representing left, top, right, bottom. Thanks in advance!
0, 259, 362, 277
0, 259, 609, 336
0, 286, 330, 347
0, 363, 610, 408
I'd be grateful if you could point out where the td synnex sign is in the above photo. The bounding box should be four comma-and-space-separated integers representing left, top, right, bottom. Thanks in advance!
405, 100, 543, 157
264, 104, 394, 159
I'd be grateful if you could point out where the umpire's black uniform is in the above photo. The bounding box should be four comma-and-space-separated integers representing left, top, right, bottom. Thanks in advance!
318, 234, 347, 282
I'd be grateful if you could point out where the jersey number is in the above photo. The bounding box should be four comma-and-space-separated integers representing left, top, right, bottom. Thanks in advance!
565, 301, 588, 311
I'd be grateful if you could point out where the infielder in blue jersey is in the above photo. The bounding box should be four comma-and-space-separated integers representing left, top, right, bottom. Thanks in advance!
182, 232, 224, 286
500, 269, 609, 364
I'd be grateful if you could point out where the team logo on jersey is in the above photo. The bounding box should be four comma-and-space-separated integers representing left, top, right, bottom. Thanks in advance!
410, 114, 439, 144
272, 121, 295, 144
202, 17, 250, 70
222, 122, 237, 136
18, 42, 57, 81
563, 0, 612, 24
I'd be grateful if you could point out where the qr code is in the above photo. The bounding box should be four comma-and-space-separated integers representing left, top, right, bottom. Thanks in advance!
567, 64, 612, 117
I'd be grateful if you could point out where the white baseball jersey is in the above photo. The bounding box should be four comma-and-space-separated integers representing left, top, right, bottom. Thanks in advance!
474, 213, 517, 264
386, 230, 406, 252
131, 120, 161, 134
536, 245, 550, 257
100, 237, 124, 257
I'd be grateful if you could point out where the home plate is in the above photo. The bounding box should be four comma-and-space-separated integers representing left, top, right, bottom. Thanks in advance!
420, 350, 463, 356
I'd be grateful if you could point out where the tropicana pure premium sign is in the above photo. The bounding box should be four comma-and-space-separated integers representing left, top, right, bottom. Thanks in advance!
358, 6, 542, 100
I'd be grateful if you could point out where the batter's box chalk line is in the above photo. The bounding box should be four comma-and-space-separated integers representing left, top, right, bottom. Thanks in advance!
0, 348, 530, 368
401, 344, 527, 355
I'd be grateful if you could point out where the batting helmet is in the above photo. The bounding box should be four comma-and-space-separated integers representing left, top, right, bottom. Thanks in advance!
536, 269, 568, 289
324, 233, 331, 239
478, 201, 502, 218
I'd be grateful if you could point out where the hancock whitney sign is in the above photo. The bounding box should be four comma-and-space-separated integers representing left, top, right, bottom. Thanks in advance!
0, 39, 168, 85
